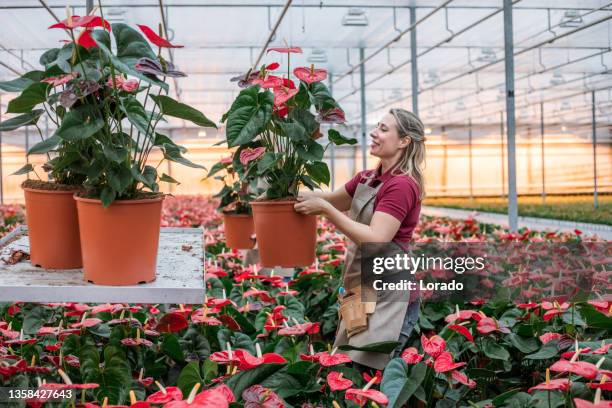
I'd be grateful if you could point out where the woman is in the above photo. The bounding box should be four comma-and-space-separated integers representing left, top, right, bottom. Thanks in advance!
294, 108, 425, 370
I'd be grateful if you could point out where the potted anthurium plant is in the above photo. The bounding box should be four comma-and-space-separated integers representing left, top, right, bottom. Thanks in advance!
223, 47, 356, 267
0, 8, 215, 284
206, 148, 263, 249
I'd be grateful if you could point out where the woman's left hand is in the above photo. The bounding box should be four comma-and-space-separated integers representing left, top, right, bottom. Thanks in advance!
294, 196, 330, 215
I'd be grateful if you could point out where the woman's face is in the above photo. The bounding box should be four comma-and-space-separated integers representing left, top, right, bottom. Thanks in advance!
369, 113, 410, 158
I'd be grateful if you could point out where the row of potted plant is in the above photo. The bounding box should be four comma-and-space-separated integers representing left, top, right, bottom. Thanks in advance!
0, 10, 215, 285
209, 49, 357, 267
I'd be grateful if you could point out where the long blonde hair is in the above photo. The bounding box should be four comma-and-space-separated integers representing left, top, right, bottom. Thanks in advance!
389, 108, 426, 200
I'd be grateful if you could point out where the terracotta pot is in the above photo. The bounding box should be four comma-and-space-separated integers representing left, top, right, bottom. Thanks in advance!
23, 187, 82, 269
74, 195, 163, 285
223, 213, 255, 249
251, 201, 316, 267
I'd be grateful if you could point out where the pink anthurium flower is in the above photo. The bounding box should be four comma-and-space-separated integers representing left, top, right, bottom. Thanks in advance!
433, 352, 466, 373
156, 312, 189, 333
528, 369, 570, 393
421, 334, 446, 358
345, 388, 389, 407
239, 147, 266, 166
293, 65, 327, 84
267, 47, 303, 54
401, 347, 424, 365
242, 385, 283, 408
146, 382, 184, 404
273, 86, 299, 106
327, 371, 353, 391
550, 359, 598, 380
452, 370, 477, 388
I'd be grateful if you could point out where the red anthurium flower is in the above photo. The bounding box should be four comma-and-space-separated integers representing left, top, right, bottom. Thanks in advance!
539, 332, 563, 344
205, 298, 232, 308
317, 351, 352, 367
434, 352, 466, 373
212, 385, 235, 403
70, 318, 102, 329
293, 66, 327, 84
401, 347, 424, 365
445, 308, 479, 324
327, 371, 353, 391
49, 15, 110, 30
476, 317, 510, 335
273, 86, 299, 106
448, 325, 474, 342
239, 147, 267, 166
41, 73, 78, 87
572, 398, 612, 408
233, 349, 287, 370
561, 348, 591, 359
137, 25, 184, 48
76, 29, 97, 48
273, 104, 289, 118
45, 343, 62, 352
590, 382, 612, 391
242, 287, 274, 302
517, 302, 538, 310
266, 62, 280, 70
156, 312, 189, 333
252, 75, 284, 89
191, 309, 222, 326
267, 47, 303, 54
345, 388, 389, 407
315, 107, 346, 124
146, 384, 183, 404
452, 370, 477, 388
528, 378, 571, 393
164, 386, 229, 408
363, 370, 382, 385
241, 385, 283, 408
550, 359, 598, 380
592, 342, 612, 355
209, 350, 240, 365
421, 334, 446, 358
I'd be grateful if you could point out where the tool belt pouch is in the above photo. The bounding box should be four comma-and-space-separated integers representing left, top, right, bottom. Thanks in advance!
339, 288, 376, 338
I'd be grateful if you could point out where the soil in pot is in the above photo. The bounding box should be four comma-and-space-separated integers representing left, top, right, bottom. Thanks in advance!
223, 213, 255, 250
22, 179, 83, 269
74, 194, 164, 286
251, 200, 317, 267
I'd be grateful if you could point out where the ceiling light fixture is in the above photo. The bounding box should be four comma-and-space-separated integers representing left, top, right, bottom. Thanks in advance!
307, 48, 328, 63
477, 47, 497, 63
560, 10, 583, 28
342, 8, 368, 27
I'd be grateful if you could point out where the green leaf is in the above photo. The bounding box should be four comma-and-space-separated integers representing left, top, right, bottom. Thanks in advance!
339, 341, 401, 354
279, 120, 308, 142
257, 152, 277, 174
103, 145, 128, 163
259, 367, 304, 398
0, 71, 43, 92
177, 361, 203, 397
81, 345, 132, 405
226, 364, 283, 398
121, 97, 151, 137
107, 166, 131, 193
160, 173, 180, 184
7, 82, 49, 113
22, 306, 47, 335
492, 388, 521, 407
579, 305, 612, 330
288, 108, 319, 136
56, 106, 105, 141
0, 110, 44, 131
482, 337, 510, 361
308, 82, 337, 111
383, 361, 427, 408
305, 161, 330, 185
154, 133, 186, 152
328, 128, 357, 145
162, 333, 186, 363
100, 187, 116, 207
11, 163, 34, 176
28, 135, 60, 155
163, 143, 205, 169
506, 333, 539, 354
152, 95, 217, 128
94, 36, 168, 92
525, 342, 559, 360
295, 140, 324, 161
112, 23, 156, 65
226, 88, 273, 147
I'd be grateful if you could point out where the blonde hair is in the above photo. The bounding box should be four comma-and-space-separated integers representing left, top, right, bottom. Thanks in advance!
389, 108, 426, 200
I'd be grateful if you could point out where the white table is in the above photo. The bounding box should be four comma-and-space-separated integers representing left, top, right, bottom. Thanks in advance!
0, 226, 205, 304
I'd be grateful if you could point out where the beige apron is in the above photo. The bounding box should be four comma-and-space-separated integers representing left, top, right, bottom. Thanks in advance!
333, 179, 411, 370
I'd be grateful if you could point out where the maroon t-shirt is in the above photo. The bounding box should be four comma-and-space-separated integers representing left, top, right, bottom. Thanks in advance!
344, 168, 421, 242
